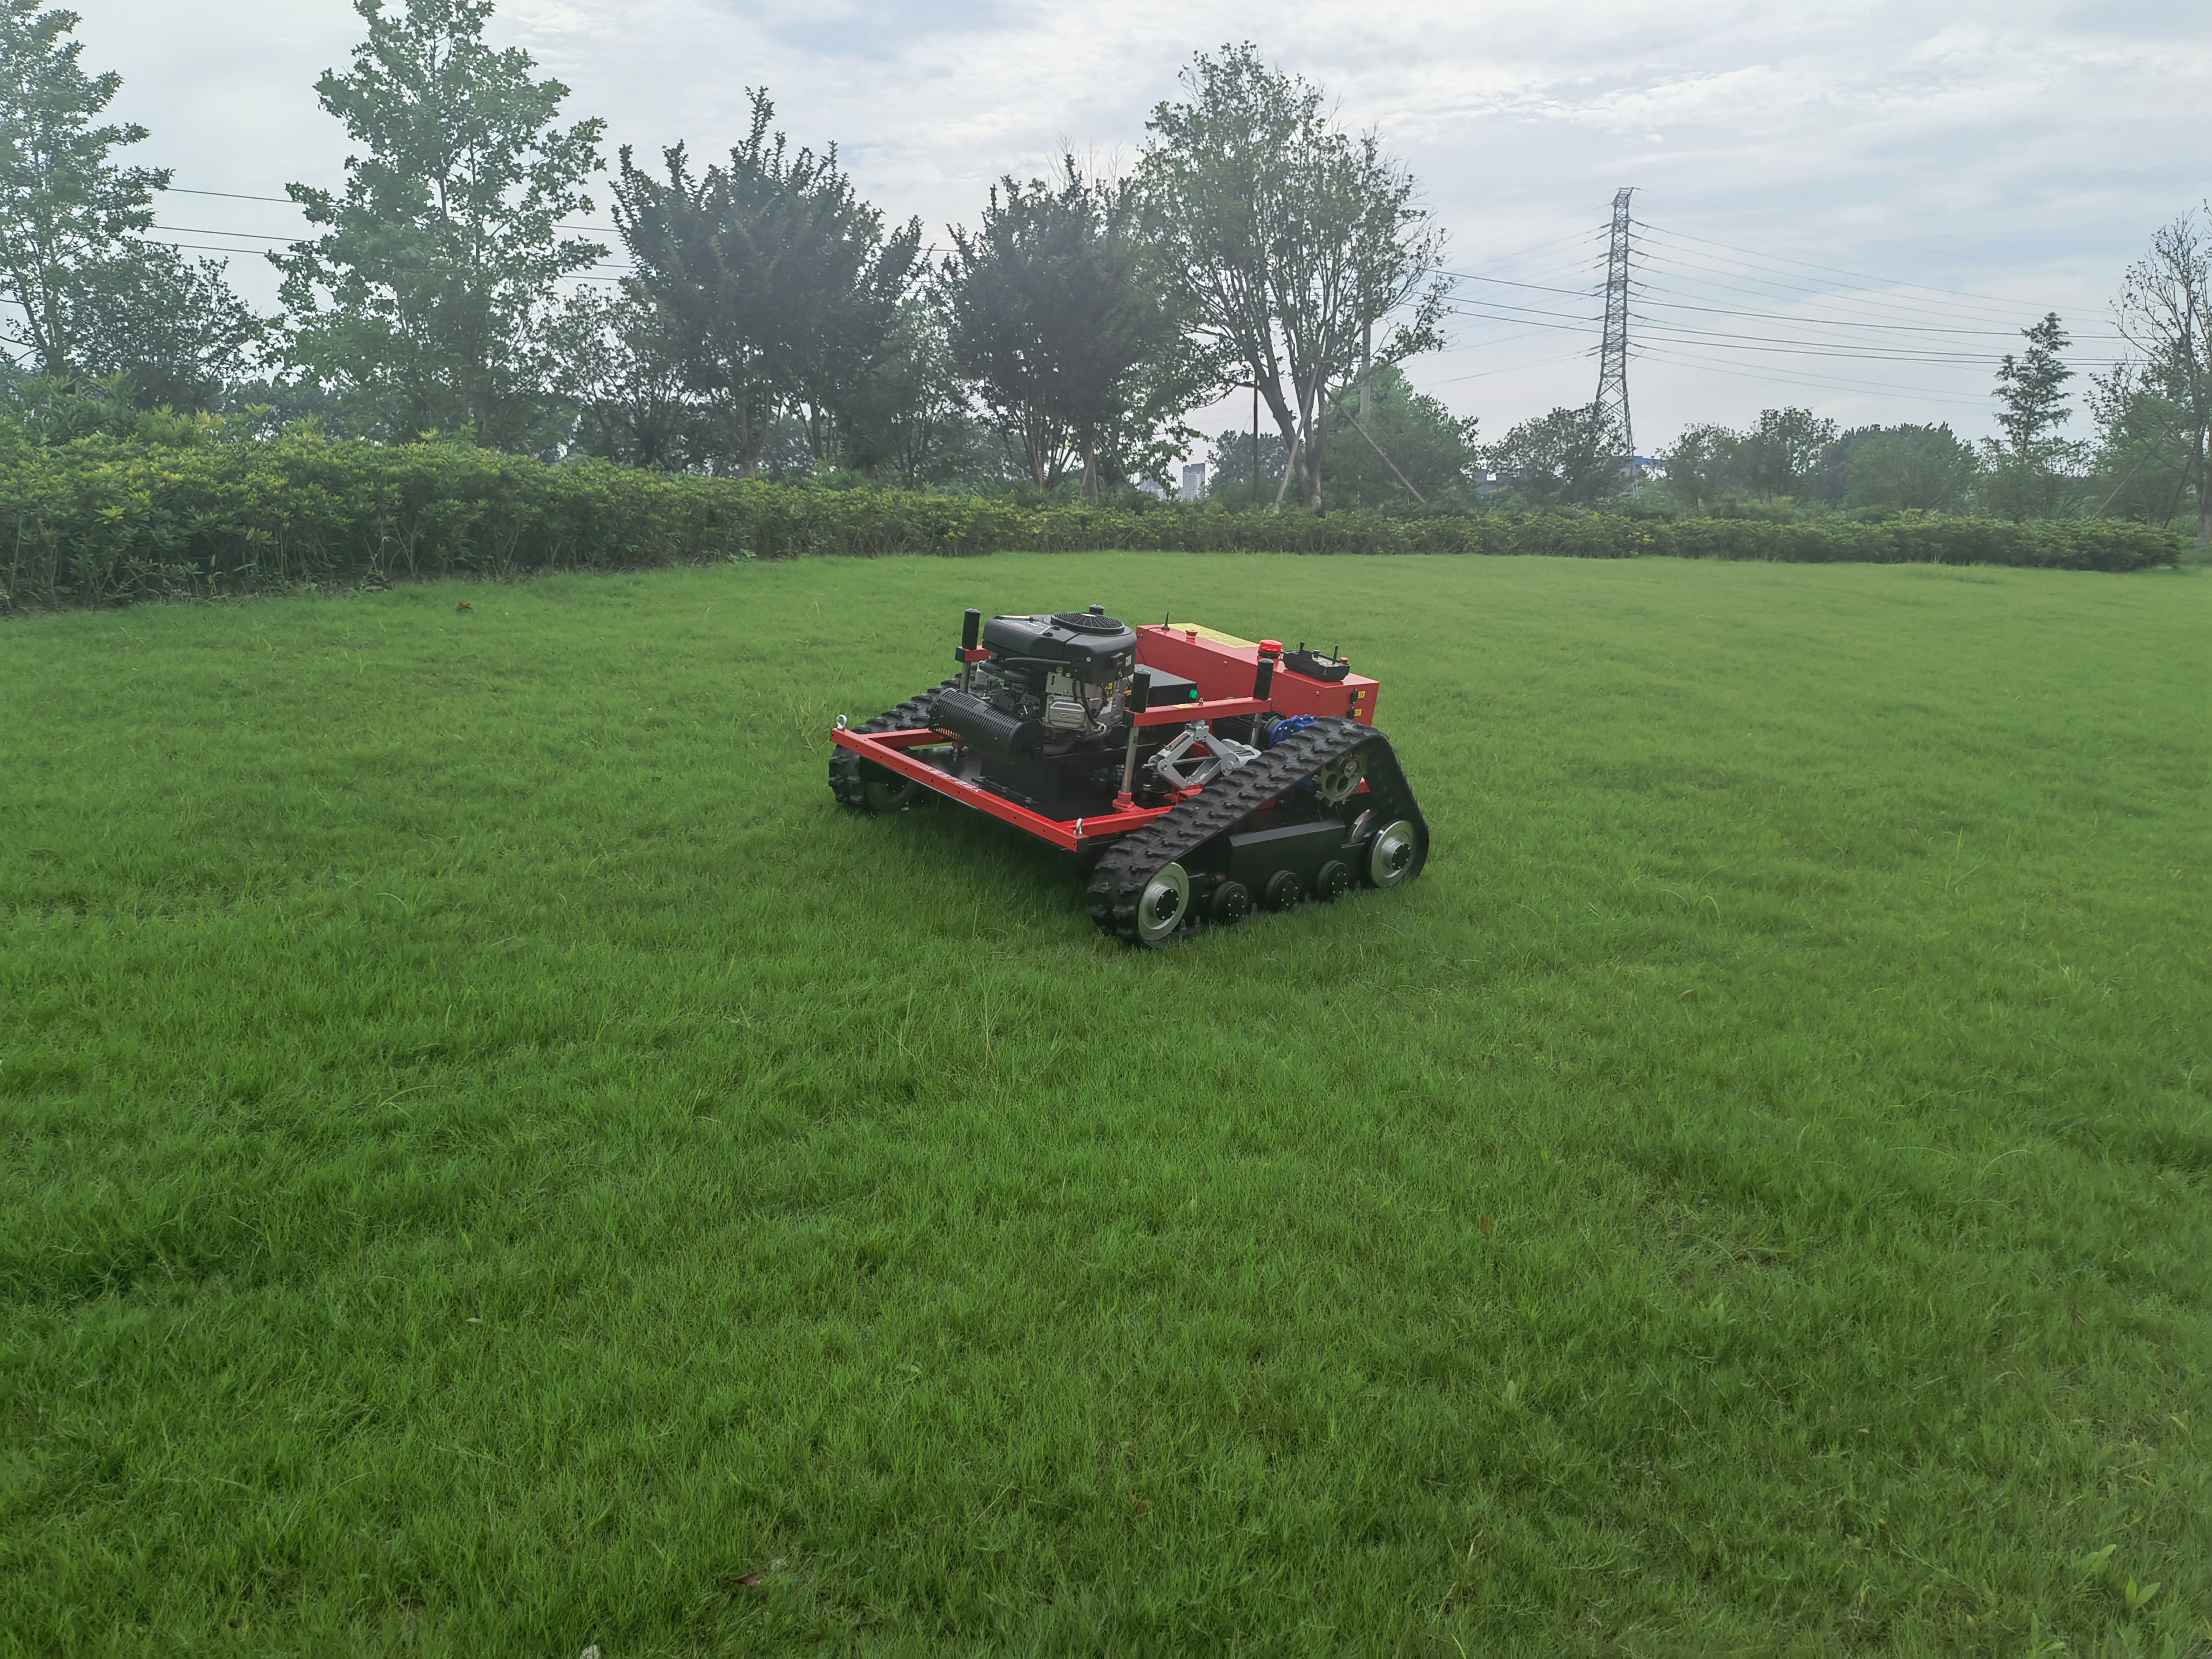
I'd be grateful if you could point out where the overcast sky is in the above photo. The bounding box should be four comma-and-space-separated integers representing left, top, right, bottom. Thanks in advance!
88, 0, 2211, 456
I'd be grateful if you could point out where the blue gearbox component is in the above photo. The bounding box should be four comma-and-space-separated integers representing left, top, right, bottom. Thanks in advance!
1264, 714, 1317, 748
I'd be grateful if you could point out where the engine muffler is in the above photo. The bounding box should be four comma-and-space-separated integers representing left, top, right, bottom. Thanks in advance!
932, 687, 1045, 760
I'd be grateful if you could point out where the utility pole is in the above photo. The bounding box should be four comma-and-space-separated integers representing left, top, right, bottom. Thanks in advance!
1596, 186, 1636, 496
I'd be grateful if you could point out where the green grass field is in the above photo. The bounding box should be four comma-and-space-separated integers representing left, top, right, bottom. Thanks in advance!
3, 552, 2207, 1656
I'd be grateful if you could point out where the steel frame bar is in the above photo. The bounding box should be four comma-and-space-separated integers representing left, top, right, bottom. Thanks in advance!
831, 726, 1182, 849
1134, 695, 1269, 728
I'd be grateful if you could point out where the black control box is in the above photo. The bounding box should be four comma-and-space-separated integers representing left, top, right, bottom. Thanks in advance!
1136, 669, 1201, 705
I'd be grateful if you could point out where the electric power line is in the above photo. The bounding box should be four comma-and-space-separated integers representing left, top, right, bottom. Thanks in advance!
1636, 343, 2002, 407
1438, 295, 1598, 326
159, 183, 621, 236
1629, 291, 2120, 341
1435, 267, 1597, 299
140, 234, 631, 282
1428, 349, 1594, 387
1428, 326, 1589, 356
1638, 194, 2108, 312
1626, 319, 2129, 367
1638, 224, 2113, 334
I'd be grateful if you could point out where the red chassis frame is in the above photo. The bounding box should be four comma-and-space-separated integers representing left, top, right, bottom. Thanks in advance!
829, 623, 1380, 853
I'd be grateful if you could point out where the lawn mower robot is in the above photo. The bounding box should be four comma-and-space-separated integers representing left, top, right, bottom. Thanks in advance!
828, 606, 1428, 946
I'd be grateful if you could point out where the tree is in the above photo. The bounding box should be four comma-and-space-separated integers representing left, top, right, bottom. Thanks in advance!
274, 0, 606, 450
1658, 422, 1739, 510
1735, 407, 1837, 500
1082, 321, 1208, 496
1660, 408, 1835, 509
939, 174, 1073, 490
549, 285, 709, 469
941, 157, 1182, 497
1320, 362, 1479, 506
2085, 364, 2194, 529
613, 90, 920, 478
1203, 422, 1290, 505
788, 178, 922, 476
1982, 313, 2086, 520
1137, 44, 1446, 512
2112, 207, 2212, 549
1491, 404, 1625, 508
1993, 312, 2075, 459
0, 2, 165, 380
930, 413, 1031, 492
836, 299, 968, 488
1835, 424, 1979, 513
73, 244, 261, 409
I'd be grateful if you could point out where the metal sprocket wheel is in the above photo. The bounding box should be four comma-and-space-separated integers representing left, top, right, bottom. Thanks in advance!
1313, 751, 1365, 805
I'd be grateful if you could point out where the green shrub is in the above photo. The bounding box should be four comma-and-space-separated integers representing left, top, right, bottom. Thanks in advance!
0, 436, 2181, 609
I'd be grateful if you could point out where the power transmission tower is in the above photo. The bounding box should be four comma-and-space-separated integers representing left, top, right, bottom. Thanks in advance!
1595, 187, 1636, 494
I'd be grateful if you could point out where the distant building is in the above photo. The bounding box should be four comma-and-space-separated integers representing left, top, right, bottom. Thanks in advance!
1180, 462, 1208, 502
1137, 478, 1168, 498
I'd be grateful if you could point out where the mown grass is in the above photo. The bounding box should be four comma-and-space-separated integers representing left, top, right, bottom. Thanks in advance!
2, 551, 2207, 1656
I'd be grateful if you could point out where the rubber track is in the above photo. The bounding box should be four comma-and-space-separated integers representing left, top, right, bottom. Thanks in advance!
1084, 716, 1428, 945
828, 678, 960, 807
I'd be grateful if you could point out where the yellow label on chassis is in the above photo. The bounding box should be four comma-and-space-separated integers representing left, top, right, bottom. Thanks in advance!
1165, 623, 1260, 649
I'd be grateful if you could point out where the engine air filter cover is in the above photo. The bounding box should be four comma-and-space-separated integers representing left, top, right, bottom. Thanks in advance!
982, 611, 1138, 682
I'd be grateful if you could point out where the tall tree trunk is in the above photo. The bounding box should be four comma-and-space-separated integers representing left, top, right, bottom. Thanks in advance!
38, 275, 68, 380
739, 400, 765, 479
1257, 373, 1304, 510
1250, 381, 1260, 508
1081, 430, 1098, 502
2198, 427, 2211, 549
1026, 409, 1050, 489
1359, 319, 1372, 421
1299, 399, 1325, 512
1272, 434, 1300, 511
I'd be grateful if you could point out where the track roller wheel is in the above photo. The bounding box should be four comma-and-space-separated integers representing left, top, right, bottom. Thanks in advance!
861, 769, 916, 813
1134, 862, 1191, 946
1211, 880, 1252, 924
1364, 819, 1423, 889
1263, 869, 1304, 911
1313, 859, 1354, 901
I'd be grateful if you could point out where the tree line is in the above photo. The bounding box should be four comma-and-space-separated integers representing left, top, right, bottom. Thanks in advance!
1489, 300, 2212, 547
0, 0, 1442, 511
1, 0, 2206, 543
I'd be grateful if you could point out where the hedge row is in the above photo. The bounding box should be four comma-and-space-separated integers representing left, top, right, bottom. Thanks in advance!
0, 435, 2181, 608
